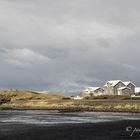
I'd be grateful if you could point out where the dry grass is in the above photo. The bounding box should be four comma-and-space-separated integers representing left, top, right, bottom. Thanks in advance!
0, 90, 64, 102
1, 99, 140, 113
0, 90, 140, 113
84, 95, 131, 100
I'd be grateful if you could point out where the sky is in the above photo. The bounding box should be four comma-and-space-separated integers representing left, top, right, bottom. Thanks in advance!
0, 0, 140, 95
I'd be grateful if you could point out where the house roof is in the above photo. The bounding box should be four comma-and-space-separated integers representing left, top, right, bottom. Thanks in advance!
104, 80, 135, 87
85, 87, 101, 91
118, 87, 130, 90
135, 87, 140, 93
88, 87, 100, 91
123, 81, 135, 86
123, 82, 131, 86
84, 89, 89, 92
104, 80, 121, 87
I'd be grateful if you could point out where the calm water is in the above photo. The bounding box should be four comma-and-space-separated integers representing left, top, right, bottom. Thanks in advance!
0, 110, 140, 125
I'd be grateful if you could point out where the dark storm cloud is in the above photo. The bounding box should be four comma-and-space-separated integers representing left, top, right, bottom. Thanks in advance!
0, 0, 139, 95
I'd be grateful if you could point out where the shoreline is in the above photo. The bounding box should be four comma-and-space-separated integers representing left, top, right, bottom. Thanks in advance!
0, 108, 140, 114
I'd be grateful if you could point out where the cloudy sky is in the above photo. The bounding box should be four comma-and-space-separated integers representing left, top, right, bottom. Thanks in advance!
0, 0, 140, 95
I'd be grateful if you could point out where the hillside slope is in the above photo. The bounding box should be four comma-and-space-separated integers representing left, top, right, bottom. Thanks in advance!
0, 90, 73, 110
0, 90, 64, 103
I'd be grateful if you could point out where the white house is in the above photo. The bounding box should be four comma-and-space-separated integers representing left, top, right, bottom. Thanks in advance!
104, 80, 126, 95
104, 80, 135, 96
73, 96, 83, 100
82, 80, 137, 97
135, 87, 140, 95
83, 87, 104, 96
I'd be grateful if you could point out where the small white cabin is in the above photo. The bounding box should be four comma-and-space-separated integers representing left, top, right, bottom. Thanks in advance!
73, 96, 83, 100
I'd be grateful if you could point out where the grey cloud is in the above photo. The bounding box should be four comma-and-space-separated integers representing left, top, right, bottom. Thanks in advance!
0, 0, 139, 95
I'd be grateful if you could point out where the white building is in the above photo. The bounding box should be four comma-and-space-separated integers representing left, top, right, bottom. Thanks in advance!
135, 87, 140, 95
104, 80, 135, 96
82, 80, 137, 97
73, 96, 83, 100
83, 87, 104, 96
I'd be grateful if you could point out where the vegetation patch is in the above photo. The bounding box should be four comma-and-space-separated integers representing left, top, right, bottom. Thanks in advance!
0, 90, 140, 113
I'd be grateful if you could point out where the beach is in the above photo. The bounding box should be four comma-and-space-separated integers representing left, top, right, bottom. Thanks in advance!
0, 110, 140, 140
0, 120, 140, 140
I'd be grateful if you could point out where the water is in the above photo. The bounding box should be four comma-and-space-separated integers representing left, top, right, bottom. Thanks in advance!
0, 110, 140, 125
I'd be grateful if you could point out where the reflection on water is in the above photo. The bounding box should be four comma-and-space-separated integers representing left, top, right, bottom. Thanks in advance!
0, 110, 140, 125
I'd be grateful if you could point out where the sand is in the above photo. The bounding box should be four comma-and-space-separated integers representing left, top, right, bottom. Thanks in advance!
0, 120, 140, 140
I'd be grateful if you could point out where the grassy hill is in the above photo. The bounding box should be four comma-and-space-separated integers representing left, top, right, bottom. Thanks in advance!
0, 90, 73, 110
0, 90, 64, 101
